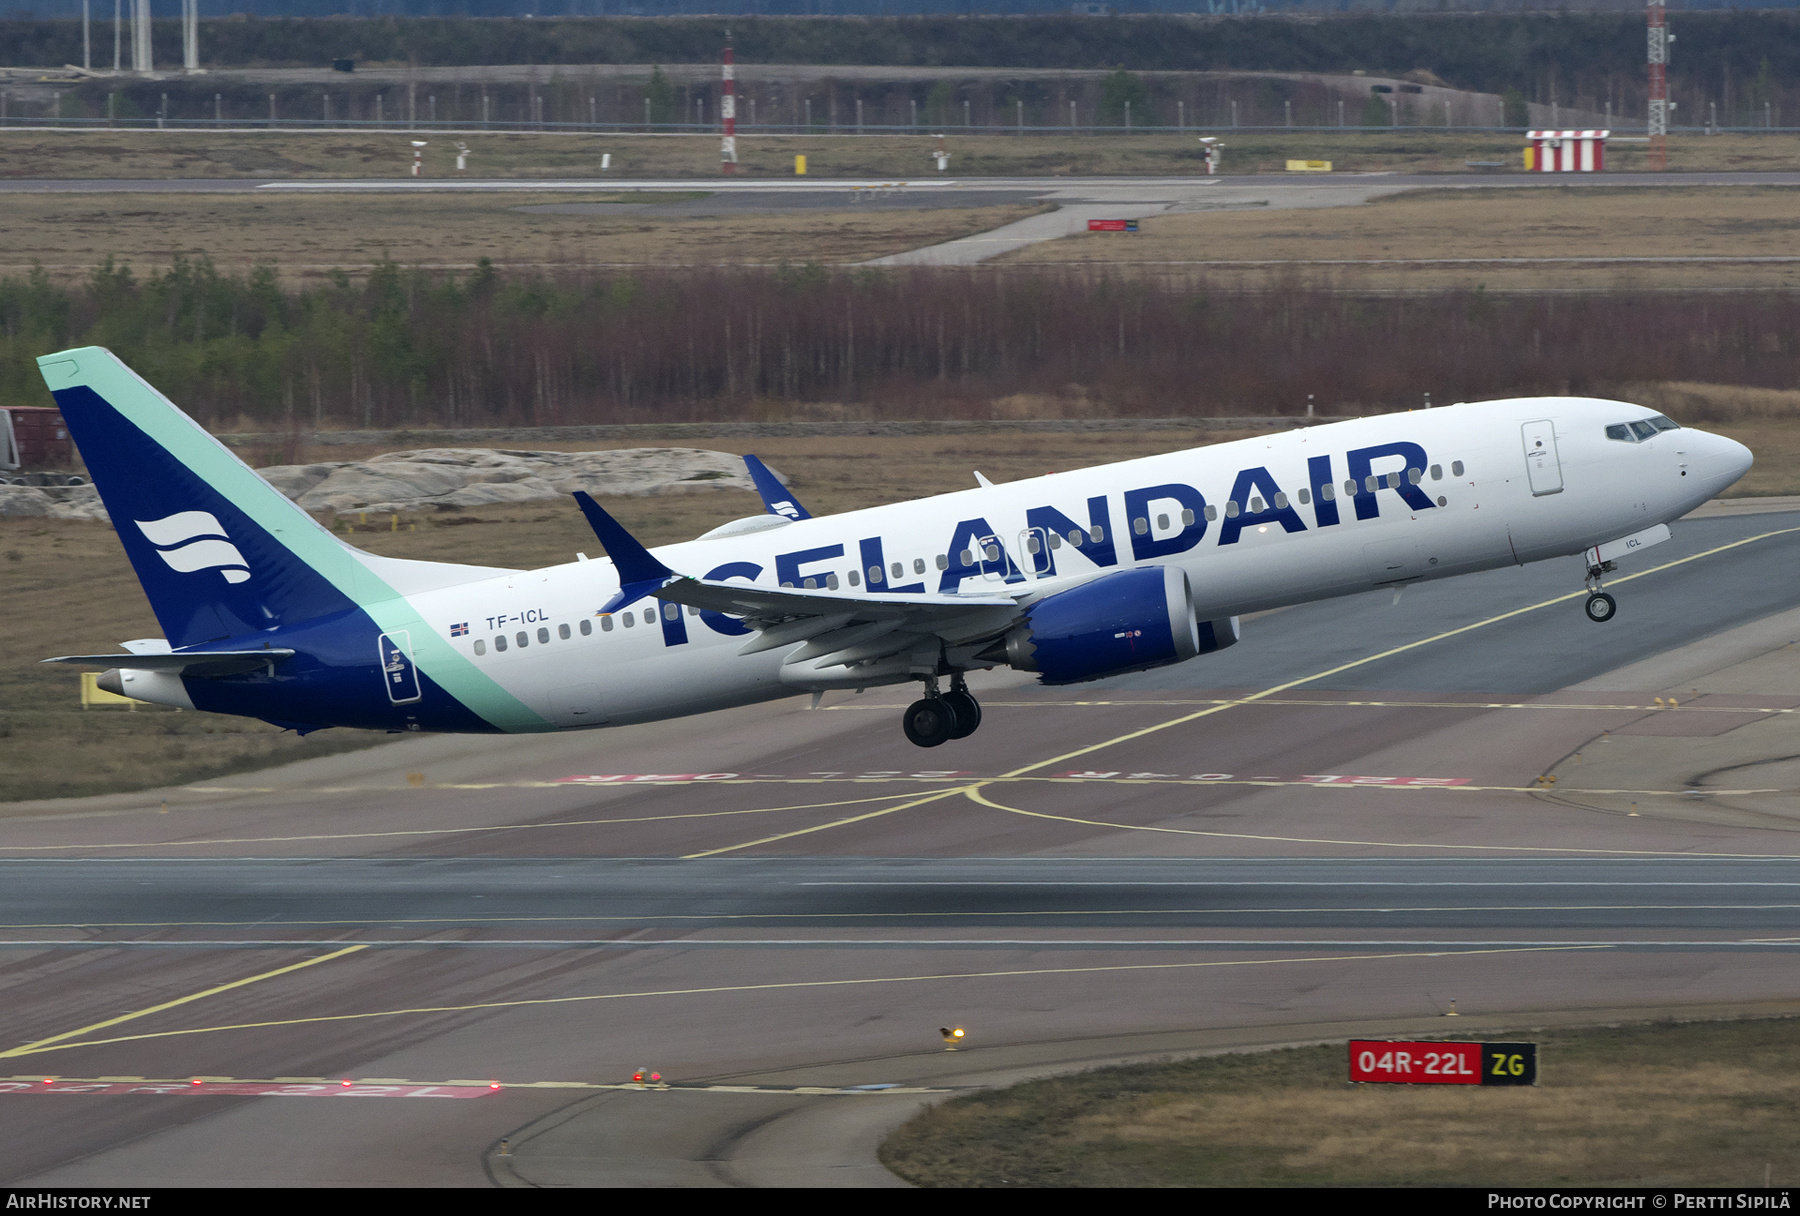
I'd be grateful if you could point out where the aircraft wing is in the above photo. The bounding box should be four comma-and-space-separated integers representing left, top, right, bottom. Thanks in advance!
658, 576, 1022, 688
571, 490, 1022, 689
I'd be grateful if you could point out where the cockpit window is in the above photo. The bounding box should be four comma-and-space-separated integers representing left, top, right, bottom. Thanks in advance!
1608, 415, 1681, 443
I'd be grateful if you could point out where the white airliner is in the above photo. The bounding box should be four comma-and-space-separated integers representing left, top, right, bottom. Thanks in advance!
40, 347, 1751, 747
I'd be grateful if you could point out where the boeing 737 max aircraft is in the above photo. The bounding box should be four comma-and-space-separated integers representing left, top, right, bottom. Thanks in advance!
39, 348, 1752, 748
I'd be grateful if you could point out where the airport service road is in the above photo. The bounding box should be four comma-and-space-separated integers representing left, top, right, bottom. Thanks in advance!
0, 508, 1796, 1186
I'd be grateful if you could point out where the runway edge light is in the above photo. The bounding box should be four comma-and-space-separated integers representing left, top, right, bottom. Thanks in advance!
940, 1026, 966, 1050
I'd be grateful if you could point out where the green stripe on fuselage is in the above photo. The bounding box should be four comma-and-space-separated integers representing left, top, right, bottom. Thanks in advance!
38, 347, 553, 732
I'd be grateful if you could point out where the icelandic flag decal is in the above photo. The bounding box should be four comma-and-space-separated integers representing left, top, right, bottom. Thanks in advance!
450, 622, 470, 637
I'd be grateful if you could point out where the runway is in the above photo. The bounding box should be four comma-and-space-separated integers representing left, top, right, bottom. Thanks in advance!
1, 505, 1797, 1186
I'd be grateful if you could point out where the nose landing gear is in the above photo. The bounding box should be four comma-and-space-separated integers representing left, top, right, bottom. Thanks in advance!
1583, 558, 1618, 624
901, 674, 982, 748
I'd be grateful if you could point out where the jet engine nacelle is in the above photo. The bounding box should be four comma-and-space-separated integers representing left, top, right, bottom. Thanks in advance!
998, 565, 1238, 685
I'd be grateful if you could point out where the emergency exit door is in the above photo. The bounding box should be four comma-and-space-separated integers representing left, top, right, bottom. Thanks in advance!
1521, 420, 1563, 496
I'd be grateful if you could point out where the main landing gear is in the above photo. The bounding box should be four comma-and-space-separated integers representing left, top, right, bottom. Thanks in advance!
902, 674, 982, 748
1583, 558, 1618, 624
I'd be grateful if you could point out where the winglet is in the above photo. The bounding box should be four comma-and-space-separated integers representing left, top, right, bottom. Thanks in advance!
744, 454, 811, 521
572, 492, 676, 613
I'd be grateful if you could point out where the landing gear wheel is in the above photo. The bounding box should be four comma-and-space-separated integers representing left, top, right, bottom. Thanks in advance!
942, 689, 982, 739
1584, 591, 1617, 623
902, 697, 955, 748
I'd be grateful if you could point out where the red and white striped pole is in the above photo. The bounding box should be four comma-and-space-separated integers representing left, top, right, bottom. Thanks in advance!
1646, 0, 1668, 171
721, 34, 738, 175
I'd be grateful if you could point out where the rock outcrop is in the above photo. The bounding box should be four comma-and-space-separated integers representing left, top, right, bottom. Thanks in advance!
0, 447, 759, 525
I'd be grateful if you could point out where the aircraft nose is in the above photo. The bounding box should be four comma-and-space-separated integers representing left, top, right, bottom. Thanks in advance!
1693, 429, 1753, 492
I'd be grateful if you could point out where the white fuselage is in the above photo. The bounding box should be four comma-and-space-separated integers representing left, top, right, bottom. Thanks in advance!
394, 397, 1751, 731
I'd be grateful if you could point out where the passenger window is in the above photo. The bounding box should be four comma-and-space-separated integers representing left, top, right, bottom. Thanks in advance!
1407, 468, 1422, 485
826, 573, 840, 590
1205, 504, 1218, 521
1156, 514, 1169, 531
1025, 534, 1041, 554
517, 631, 529, 648
580, 619, 592, 636
914, 558, 927, 574
1437, 495, 1448, 507
1365, 476, 1379, 493
495, 635, 507, 652
1430, 464, 1443, 480
936, 554, 948, 570
601, 616, 614, 632
848, 570, 860, 587
1133, 518, 1148, 535
1320, 484, 1335, 502
1297, 489, 1311, 505
666, 603, 680, 621
1049, 532, 1062, 549
1250, 497, 1264, 513
958, 549, 972, 566
537, 627, 550, 644
803, 578, 817, 589
984, 544, 999, 562
1273, 493, 1288, 510
1385, 472, 1400, 489
869, 565, 884, 584
474, 639, 487, 656
1090, 525, 1105, 543
1180, 509, 1194, 526
1225, 501, 1240, 518
1344, 479, 1358, 497
558, 623, 570, 640
1451, 460, 1465, 477
1068, 529, 1083, 546
891, 562, 904, 579
623, 613, 634, 628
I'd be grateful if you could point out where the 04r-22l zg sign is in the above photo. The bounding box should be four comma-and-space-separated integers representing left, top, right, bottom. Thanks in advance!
1349, 1040, 1538, 1086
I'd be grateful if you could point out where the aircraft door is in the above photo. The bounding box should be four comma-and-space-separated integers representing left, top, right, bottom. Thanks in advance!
379, 631, 422, 705
1017, 527, 1051, 576
1522, 420, 1564, 496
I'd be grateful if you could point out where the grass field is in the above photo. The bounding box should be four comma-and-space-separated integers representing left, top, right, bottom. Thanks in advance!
1001, 185, 1800, 292
0, 191, 1049, 280
2, 129, 1797, 182
880, 1017, 1800, 1187
5, 180, 1797, 290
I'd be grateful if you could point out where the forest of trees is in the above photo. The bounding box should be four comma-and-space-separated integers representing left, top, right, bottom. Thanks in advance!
4, 260, 1796, 429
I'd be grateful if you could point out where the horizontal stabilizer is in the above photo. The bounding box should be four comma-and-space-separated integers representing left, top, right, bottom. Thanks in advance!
43, 649, 295, 677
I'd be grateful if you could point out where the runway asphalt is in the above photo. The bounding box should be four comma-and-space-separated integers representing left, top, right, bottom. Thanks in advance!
0, 505, 1796, 1186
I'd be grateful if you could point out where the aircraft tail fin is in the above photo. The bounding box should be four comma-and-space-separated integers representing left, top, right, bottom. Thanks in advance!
35, 347, 506, 649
